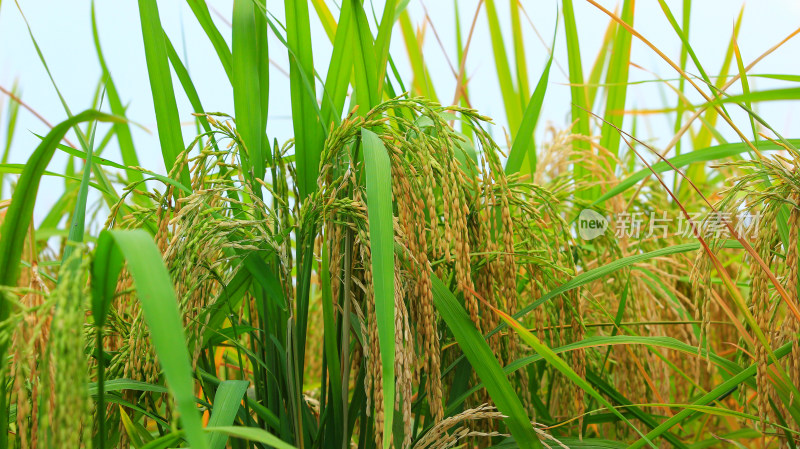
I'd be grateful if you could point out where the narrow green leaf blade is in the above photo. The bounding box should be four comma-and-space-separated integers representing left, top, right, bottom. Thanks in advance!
206, 426, 296, 449
430, 275, 540, 449
505, 18, 556, 175
562, 0, 592, 200
496, 308, 656, 447
0, 110, 119, 289
232, 0, 266, 179
105, 229, 208, 449
138, 0, 190, 186
286, 0, 323, 199
362, 129, 395, 449
208, 380, 250, 449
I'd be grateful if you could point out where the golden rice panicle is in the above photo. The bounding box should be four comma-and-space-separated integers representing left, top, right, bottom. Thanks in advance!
570, 288, 586, 431
394, 268, 413, 449
785, 194, 800, 404
691, 250, 712, 361
49, 250, 93, 448
411, 404, 505, 449
480, 163, 502, 351
752, 205, 778, 426
393, 144, 443, 422
12, 265, 51, 449
428, 132, 478, 332
419, 141, 441, 280
328, 219, 342, 309
122, 309, 158, 386
360, 241, 384, 449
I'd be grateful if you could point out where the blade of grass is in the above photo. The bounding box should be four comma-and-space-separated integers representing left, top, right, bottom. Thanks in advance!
484, 0, 521, 131
598, 0, 634, 161
232, 0, 267, 180
488, 301, 658, 448
208, 380, 250, 449
373, 0, 398, 96
61, 86, 105, 271
309, 0, 337, 41
589, 139, 799, 206
398, 10, 437, 101
505, 14, 556, 175
206, 427, 296, 449
320, 243, 343, 447
88, 379, 169, 396
510, 0, 529, 106
351, 0, 381, 111
629, 341, 795, 449
91, 230, 124, 448
690, 6, 742, 150
164, 35, 216, 140
285, 0, 323, 200
430, 275, 541, 449
362, 128, 395, 449
91, 2, 145, 187
0, 80, 20, 198
320, 0, 355, 128
100, 229, 209, 449
561, 0, 592, 200
0, 164, 107, 192
586, 17, 618, 109
732, 37, 759, 146
138, 0, 190, 187
496, 240, 745, 338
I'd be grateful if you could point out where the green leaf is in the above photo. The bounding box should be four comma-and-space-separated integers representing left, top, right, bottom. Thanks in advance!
88, 379, 169, 396
205, 426, 296, 449
320, 0, 355, 128
232, 0, 269, 180
141, 432, 185, 449
91, 2, 145, 186
505, 15, 556, 175
208, 380, 250, 449
562, 0, 593, 200
320, 243, 344, 446
61, 91, 104, 271
397, 9, 436, 101
99, 229, 208, 449
374, 0, 398, 95
484, 0, 521, 132
598, 0, 634, 160
164, 35, 215, 138
589, 140, 799, 206
286, 0, 323, 199
0, 110, 120, 290
361, 128, 396, 449
495, 308, 657, 448
91, 231, 123, 328
628, 340, 795, 449
430, 275, 540, 449
0, 163, 107, 192
137, 0, 190, 187
351, 0, 381, 111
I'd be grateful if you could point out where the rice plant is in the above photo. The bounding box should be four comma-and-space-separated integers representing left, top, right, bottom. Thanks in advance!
1, 0, 799, 448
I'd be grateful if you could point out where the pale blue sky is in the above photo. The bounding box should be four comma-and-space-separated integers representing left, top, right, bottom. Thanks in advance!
1, 0, 798, 224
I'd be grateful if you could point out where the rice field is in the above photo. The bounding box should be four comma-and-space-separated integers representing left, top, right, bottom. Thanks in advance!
1, 0, 800, 448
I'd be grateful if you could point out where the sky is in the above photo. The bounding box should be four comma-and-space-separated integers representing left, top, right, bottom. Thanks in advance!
0, 0, 799, 225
